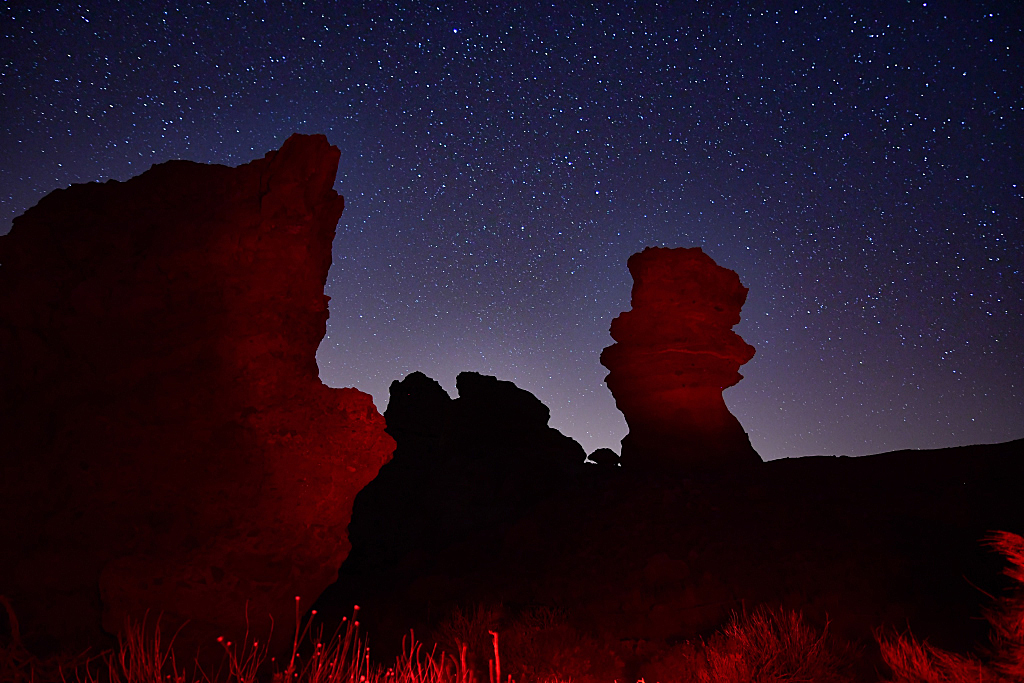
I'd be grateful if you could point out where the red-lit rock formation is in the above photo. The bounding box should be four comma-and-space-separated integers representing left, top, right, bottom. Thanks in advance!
600, 247, 760, 469
0, 134, 395, 658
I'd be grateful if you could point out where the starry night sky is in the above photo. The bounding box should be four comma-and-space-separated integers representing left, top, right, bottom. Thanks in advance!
2, 2, 1021, 459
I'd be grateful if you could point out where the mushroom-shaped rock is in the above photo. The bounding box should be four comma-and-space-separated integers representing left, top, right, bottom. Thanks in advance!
0, 134, 395, 659
600, 247, 760, 469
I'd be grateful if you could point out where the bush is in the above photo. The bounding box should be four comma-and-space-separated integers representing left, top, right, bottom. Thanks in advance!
984, 531, 1024, 681
432, 604, 588, 683
644, 606, 858, 683
876, 635, 996, 683
877, 530, 1024, 683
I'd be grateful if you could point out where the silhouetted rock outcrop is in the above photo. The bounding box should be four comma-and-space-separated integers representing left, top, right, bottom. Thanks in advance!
320, 433, 1024, 683
0, 134, 395, 658
315, 370, 587, 651
601, 247, 760, 469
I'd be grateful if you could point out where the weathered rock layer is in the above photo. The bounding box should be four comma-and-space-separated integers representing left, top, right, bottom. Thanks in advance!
0, 134, 395, 657
601, 247, 760, 469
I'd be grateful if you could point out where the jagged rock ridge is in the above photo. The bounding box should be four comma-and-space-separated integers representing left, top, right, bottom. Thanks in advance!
314, 370, 588, 649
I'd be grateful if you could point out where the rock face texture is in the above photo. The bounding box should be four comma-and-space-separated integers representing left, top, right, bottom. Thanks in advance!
600, 247, 760, 469
315, 371, 587, 653
0, 134, 395, 657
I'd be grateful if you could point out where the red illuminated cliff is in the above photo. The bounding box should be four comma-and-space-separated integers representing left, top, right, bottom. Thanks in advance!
601, 247, 761, 469
0, 134, 395, 657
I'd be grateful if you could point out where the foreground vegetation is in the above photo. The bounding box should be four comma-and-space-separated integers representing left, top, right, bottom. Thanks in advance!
3, 532, 1021, 683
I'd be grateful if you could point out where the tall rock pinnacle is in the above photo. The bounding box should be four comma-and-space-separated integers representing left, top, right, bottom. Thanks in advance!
0, 134, 396, 659
600, 247, 761, 470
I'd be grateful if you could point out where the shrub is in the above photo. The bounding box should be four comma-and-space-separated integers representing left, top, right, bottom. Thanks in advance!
644, 606, 858, 683
433, 604, 587, 683
876, 635, 996, 683
877, 530, 1024, 683
984, 531, 1024, 681
432, 603, 505, 680
499, 607, 597, 683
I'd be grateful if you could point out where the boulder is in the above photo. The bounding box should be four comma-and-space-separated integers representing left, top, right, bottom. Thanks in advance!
600, 247, 761, 469
0, 134, 395, 658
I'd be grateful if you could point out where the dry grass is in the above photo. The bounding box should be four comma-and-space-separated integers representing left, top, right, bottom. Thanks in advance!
431, 603, 503, 679
0, 594, 105, 683
0, 599, 477, 683
876, 530, 1024, 683
984, 531, 1024, 681
499, 607, 597, 683
644, 606, 858, 683
432, 605, 595, 683
95, 614, 190, 683
876, 636, 997, 683
4, 530, 1023, 683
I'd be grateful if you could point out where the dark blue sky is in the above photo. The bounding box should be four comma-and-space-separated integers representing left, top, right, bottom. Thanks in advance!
2, 1, 1021, 458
